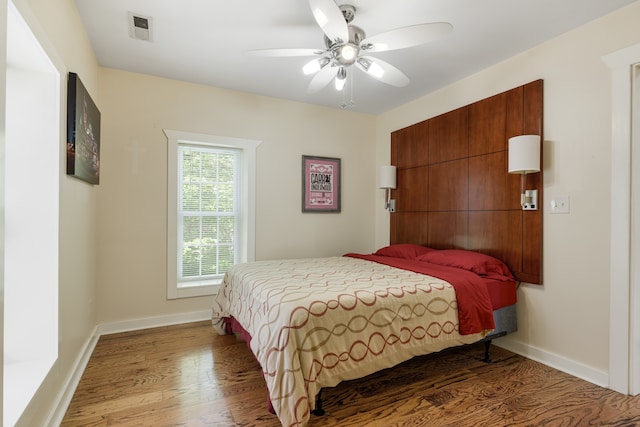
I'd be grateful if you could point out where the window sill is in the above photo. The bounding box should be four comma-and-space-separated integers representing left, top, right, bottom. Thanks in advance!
168, 282, 220, 299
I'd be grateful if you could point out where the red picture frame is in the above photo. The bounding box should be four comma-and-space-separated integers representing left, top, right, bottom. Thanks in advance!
302, 155, 341, 213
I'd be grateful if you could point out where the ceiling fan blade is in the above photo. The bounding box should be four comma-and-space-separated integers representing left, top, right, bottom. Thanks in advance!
248, 48, 324, 57
361, 22, 453, 53
309, 0, 349, 43
308, 65, 338, 93
356, 56, 409, 87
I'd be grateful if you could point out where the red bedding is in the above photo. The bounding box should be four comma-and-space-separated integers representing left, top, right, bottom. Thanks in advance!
485, 277, 517, 310
344, 253, 497, 334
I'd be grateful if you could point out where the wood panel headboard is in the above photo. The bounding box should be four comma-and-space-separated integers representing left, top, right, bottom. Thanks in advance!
390, 80, 543, 284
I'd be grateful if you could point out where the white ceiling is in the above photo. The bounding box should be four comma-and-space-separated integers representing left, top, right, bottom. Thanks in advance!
74, 0, 636, 115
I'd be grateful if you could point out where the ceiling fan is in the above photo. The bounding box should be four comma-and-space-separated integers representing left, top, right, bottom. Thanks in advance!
250, 0, 453, 93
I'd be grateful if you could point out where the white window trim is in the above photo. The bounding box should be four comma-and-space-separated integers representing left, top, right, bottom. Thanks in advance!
164, 129, 260, 299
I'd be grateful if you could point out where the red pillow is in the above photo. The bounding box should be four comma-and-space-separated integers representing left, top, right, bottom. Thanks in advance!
417, 249, 514, 280
375, 244, 434, 259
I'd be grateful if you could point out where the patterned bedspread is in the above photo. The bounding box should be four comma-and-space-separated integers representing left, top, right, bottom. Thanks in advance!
211, 256, 491, 427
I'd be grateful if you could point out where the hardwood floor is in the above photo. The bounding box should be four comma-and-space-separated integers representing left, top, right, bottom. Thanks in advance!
62, 321, 640, 426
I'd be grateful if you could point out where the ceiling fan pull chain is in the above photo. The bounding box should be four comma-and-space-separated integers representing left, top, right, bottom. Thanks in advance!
348, 71, 355, 108
341, 74, 348, 109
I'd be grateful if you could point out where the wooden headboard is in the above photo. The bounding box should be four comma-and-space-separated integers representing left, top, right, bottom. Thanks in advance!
390, 80, 543, 284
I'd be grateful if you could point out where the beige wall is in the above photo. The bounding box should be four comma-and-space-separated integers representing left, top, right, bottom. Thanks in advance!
95, 69, 376, 324
376, 2, 640, 376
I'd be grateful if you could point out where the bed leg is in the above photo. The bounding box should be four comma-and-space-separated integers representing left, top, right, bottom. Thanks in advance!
311, 390, 325, 416
483, 339, 492, 363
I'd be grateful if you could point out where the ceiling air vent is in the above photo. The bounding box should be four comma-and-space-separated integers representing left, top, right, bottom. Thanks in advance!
128, 12, 153, 41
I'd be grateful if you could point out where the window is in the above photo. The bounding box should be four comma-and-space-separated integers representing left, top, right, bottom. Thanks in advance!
179, 145, 238, 284
4, 2, 61, 425
165, 130, 260, 299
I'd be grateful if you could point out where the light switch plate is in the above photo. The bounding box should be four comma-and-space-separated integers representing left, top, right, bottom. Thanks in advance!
550, 196, 570, 214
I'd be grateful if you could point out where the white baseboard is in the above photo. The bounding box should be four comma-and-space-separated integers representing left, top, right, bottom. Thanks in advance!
45, 310, 212, 427
494, 336, 609, 388
96, 309, 212, 336
45, 326, 100, 427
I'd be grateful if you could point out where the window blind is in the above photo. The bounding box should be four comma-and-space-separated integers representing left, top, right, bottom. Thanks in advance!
177, 144, 240, 286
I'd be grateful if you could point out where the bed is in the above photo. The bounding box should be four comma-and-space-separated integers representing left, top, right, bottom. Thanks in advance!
211, 244, 517, 427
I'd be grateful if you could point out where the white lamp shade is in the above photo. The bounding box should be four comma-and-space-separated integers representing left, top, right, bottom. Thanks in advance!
378, 165, 397, 189
508, 135, 541, 174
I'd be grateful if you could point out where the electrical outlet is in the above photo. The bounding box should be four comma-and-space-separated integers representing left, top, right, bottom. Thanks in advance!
550, 196, 570, 214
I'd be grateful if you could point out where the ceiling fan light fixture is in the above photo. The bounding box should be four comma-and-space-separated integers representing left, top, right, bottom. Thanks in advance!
369, 42, 388, 51
335, 67, 347, 90
357, 57, 384, 78
302, 57, 329, 75
338, 44, 358, 63
367, 61, 385, 78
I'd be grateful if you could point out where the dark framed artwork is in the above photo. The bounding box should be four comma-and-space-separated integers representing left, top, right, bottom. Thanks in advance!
302, 155, 341, 213
67, 72, 101, 185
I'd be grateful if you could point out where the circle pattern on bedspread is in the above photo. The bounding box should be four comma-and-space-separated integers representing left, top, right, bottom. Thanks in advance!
212, 257, 485, 427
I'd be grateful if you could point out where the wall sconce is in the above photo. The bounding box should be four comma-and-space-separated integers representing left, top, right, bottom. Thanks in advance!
378, 165, 396, 212
508, 135, 541, 210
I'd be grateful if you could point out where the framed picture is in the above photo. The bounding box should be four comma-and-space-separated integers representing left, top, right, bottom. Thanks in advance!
302, 155, 341, 213
67, 72, 101, 185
